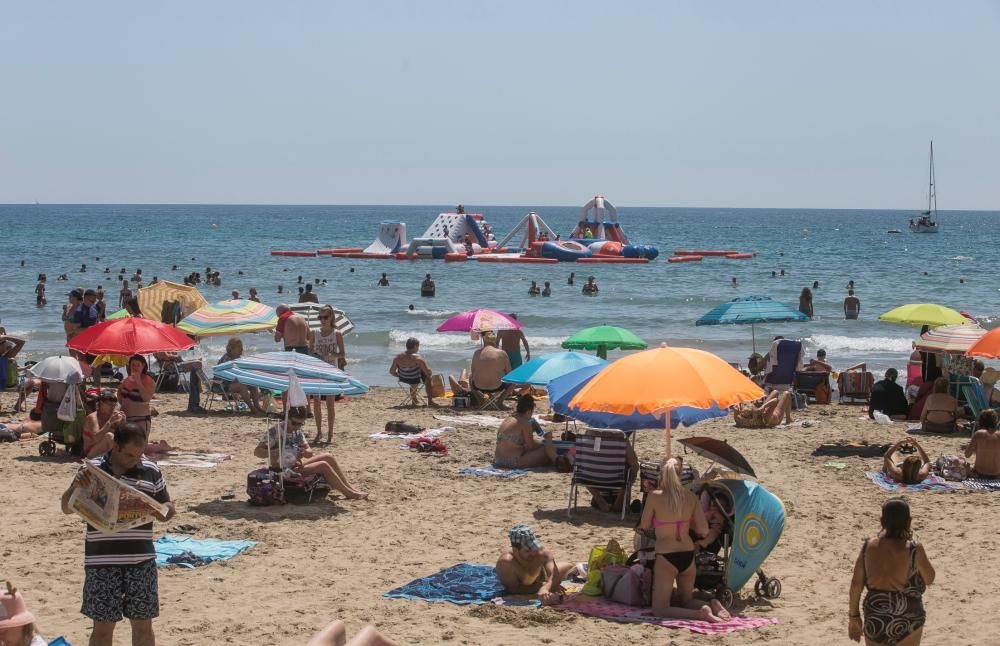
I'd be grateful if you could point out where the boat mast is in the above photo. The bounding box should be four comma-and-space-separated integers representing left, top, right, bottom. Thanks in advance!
928, 140, 936, 219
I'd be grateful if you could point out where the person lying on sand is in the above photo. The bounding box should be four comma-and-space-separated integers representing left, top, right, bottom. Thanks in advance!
883, 438, 931, 484
306, 620, 396, 646
495, 525, 579, 606
254, 407, 368, 500
732, 390, 792, 428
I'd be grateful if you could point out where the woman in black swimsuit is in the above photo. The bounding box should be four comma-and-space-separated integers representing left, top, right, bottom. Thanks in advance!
849, 498, 935, 645
638, 458, 728, 622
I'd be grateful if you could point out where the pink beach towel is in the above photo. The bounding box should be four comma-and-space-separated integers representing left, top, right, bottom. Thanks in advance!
556, 594, 778, 635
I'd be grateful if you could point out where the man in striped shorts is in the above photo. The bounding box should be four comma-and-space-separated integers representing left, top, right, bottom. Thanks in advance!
61, 424, 175, 646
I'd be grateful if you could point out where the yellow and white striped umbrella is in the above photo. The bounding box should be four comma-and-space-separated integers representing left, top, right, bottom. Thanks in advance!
137, 281, 208, 323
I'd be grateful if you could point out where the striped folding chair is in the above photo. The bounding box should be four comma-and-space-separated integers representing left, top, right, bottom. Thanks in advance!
567, 429, 633, 520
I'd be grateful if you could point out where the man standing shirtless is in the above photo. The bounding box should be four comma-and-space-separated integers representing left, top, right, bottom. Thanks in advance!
274, 304, 310, 353
498, 314, 530, 370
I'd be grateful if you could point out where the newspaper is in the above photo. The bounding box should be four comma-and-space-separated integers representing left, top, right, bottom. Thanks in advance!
68, 462, 168, 533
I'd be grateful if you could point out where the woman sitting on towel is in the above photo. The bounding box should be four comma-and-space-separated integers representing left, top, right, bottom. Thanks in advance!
254, 406, 368, 500
964, 410, 1000, 479
732, 390, 793, 428
883, 438, 931, 484
493, 395, 556, 469
638, 459, 729, 622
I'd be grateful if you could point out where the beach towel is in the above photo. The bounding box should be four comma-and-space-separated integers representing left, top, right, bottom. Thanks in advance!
368, 426, 452, 441
433, 414, 504, 428
458, 466, 530, 478
384, 564, 508, 605
812, 442, 890, 458
151, 452, 232, 469
557, 595, 778, 635
864, 471, 957, 492
154, 535, 256, 568
962, 478, 1000, 492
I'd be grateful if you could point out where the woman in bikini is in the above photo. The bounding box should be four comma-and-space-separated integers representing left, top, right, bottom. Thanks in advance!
638, 458, 728, 622
83, 388, 125, 458
493, 395, 556, 469
882, 438, 931, 485
117, 355, 155, 438
849, 497, 935, 645
732, 390, 793, 428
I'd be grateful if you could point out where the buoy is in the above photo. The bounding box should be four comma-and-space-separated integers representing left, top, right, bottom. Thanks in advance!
668, 255, 703, 263
801, 228, 809, 237
211, 223, 218, 230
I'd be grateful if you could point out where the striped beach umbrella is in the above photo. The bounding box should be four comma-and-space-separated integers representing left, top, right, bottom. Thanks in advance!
289, 303, 356, 334
915, 324, 985, 354
177, 300, 278, 337
212, 351, 368, 396
137, 281, 208, 322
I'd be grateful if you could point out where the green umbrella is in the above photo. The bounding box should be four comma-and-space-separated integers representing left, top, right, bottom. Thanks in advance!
561, 325, 648, 360
105, 308, 131, 320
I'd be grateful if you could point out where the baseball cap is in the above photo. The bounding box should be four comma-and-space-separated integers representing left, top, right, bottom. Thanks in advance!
0, 582, 35, 629
509, 524, 542, 551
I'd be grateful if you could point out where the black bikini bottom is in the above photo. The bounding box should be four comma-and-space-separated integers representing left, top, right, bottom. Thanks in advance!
657, 550, 694, 572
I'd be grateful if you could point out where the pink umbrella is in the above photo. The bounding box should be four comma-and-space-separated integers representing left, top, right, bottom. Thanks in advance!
436, 309, 523, 338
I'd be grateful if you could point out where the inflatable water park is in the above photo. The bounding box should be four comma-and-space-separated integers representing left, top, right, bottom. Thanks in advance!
271, 195, 755, 264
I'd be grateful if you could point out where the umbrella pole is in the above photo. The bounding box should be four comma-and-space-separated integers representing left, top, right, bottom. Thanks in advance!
664, 409, 671, 459
752, 323, 756, 355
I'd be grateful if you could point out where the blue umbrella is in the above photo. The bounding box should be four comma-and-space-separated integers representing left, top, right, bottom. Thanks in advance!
502, 351, 606, 386
696, 295, 808, 353
547, 363, 727, 430
213, 351, 368, 396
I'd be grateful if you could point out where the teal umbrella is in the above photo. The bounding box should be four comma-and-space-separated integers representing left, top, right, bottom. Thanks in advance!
696, 295, 808, 353
501, 351, 606, 386
561, 325, 648, 360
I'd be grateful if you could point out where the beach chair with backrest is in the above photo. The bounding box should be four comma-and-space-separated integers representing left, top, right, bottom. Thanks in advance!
837, 365, 874, 404
567, 428, 633, 520
196, 367, 242, 414
793, 371, 831, 403
763, 340, 803, 391
961, 383, 1000, 431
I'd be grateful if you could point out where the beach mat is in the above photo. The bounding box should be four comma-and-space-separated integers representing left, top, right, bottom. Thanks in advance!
433, 414, 505, 428
864, 471, 957, 492
384, 564, 507, 605
154, 535, 256, 568
368, 427, 452, 441
458, 466, 530, 478
813, 442, 890, 458
556, 595, 778, 635
151, 452, 232, 469
962, 478, 1000, 492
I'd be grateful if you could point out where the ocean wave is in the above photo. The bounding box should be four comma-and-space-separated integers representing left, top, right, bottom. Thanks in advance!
950, 256, 974, 261
804, 334, 912, 354
386, 329, 568, 349
404, 308, 457, 317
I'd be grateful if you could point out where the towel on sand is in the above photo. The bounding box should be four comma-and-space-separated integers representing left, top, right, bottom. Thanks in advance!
151, 452, 232, 469
962, 478, 1000, 492
459, 466, 530, 478
433, 414, 505, 428
154, 535, 256, 568
384, 564, 507, 605
864, 471, 957, 492
556, 595, 778, 635
369, 427, 453, 441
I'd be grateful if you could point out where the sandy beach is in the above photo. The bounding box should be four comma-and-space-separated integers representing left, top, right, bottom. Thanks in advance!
1, 388, 997, 645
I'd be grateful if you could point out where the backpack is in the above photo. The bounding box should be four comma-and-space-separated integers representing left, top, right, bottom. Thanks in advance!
246, 468, 286, 506
602, 564, 652, 607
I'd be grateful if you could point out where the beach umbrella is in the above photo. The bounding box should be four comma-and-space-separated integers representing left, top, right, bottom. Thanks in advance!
437, 309, 521, 339
288, 303, 355, 334
696, 295, 809, 353
547, 363, 727, 429
915, 324, 986, 354
966, 327, 1000, 359
67, 317, 196, 356
177, 299, 278, 337
561, 325, 647, 360
212, 351, 368, 396
502, 351, 606, 386
678, 437, 756, 478
137, 281, 208, 322
879, 303, 968, 328
105, 308, 131, 321
567, 344, 763, 456
28, 355, 85, 384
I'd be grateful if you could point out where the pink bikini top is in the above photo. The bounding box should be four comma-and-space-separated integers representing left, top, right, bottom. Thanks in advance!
651, 517, 688, 541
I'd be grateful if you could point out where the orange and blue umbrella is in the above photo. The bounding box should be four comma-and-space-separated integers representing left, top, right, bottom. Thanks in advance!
177, 300, 278, 337
212, 351, 367, 396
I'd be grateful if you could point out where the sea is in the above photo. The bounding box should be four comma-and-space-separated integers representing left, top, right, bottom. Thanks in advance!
2, 204, 998, 387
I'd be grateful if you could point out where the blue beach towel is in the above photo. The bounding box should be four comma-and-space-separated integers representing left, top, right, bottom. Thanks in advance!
459, 466, 530, 478
154, 535, 257, 568
384, 564, 507, 605
864, 471, 957, 493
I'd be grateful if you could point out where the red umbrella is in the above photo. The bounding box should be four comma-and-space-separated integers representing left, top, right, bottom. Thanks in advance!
67, 318, 196, 355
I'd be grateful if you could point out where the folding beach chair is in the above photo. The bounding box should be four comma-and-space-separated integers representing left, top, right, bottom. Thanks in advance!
961, 383, 1000, 431
197, 367, 242, 414
763, 340, 802, 392
397, 380, 424, 407
793, 371, 831, 403
567, 428, 633, 520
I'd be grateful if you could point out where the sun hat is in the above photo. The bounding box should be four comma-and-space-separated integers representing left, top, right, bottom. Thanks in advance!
0, 581, 35, 629
509, 524, 542, 551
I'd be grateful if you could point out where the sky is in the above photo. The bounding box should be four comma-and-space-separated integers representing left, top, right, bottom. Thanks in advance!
1, 1, 998, 208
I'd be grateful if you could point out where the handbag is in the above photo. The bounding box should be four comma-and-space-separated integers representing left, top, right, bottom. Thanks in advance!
581, 539, 628, 596
602, 563, 652, 607
57, 385, 81, 422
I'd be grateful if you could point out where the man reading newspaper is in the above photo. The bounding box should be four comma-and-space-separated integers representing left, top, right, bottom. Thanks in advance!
61, 423, 175, 646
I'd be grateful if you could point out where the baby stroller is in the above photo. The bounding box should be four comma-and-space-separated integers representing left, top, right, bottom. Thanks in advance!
676, 437, 785, 608
38, 382, 86, 457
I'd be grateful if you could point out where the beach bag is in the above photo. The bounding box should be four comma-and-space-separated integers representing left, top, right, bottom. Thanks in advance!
3, 359, 17, 388
602, 563, 652, 607
57, 385, 81, 422
385, 421, 423, 435
814, 379, 831, 404
581, 539, 628, 596
247, 468, 286, 506
62, 410, 86, 453
935, 455, 971, 481
428, 374, 445, 398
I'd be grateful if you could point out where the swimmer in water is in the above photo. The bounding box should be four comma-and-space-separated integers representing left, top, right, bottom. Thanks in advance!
377, 273, 389, 287
582, 276, 598, 296
812, 281, 819, 289
731, 277, 737, 288
567, 272, 575, 286
528, 281, 540, 296
408, 304, 415, 311
771, 271, 777, 278
542, 282, 551, 297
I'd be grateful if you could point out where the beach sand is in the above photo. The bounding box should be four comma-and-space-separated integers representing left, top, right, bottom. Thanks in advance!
2, 389, 998, 645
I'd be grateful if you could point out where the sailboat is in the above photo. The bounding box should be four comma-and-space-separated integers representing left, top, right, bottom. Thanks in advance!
910, 141, 939, 233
